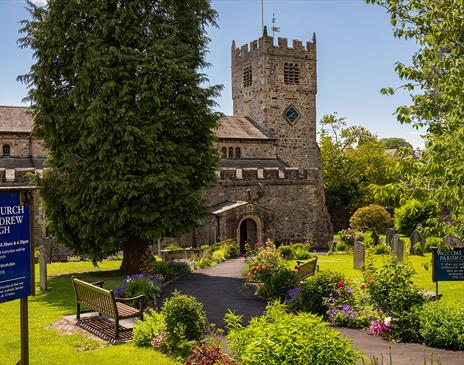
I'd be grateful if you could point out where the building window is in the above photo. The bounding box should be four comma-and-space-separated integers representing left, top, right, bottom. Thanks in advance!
2, 144, 10, 157
235, 147, 241, 159
221, 147, 227, 158
228, 147, 234, 159
284, 62, 300, 85
243, 65, 252, 87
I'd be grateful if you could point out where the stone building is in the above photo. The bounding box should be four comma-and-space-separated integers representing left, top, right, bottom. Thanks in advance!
0, 29, 332, 257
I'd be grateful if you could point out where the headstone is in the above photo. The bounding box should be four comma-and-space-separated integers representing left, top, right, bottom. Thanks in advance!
353, 241, 365, 270
409, 229, 425, 255
39, 244, 48, 291
386, 228, 395, 248
393, 234, 404, 261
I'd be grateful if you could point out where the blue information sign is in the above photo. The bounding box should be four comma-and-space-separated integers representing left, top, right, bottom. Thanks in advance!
432, 247, 464, 282
0, 191, 31, 303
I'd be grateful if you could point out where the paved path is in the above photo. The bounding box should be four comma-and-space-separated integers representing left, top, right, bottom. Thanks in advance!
159, 257, 266, 328
160, 258, 464, 364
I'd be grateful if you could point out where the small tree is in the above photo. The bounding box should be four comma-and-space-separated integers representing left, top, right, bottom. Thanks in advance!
20, 0, 221, 272
349, 204, 392, 233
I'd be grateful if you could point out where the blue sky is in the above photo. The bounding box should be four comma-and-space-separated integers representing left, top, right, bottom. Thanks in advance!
0, 0, 423, 146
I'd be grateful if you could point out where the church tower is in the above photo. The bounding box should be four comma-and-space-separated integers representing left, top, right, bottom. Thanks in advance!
231, 27, 319, 169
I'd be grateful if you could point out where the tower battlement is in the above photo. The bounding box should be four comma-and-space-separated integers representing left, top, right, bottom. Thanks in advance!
0, 168, 41, 185
232, 33, 316, 62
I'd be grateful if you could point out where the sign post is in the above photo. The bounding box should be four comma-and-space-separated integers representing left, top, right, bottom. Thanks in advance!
432, 247, 464, 300
0, 189, 33, 365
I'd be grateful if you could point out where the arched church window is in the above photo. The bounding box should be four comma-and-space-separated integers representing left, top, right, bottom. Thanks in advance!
221, 147, 227, 158
235, 147, 241, 159
228, 147, 234, 159
2, 144, 10, 157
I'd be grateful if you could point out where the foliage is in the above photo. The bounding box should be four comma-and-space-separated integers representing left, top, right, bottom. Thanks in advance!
393, 199, 438, 236
192, 240, 240, 269
379, 137, 412, 150
339, 228, 364, 247
164, 244, 181, 251
388, 306, 422, 343
225, 301, 359, 365
162, 291, 208, 346
146, 258, 191, 281
133, 309, 166, 347
278, 245, 294, 259
19, 0, 222, 272
114, 273, 162, 306
349, 204, 393, 232
420, 301, 464, 350
325, 280, 371, 328
287, 271, 345, 315
363, 255, 425, 314
292, 246, 312, 260
335, 241, 350, 253
371, 244, 390, 255
367, 0, 464, 240
257, 267, 299, 301
319, 114, 395, 212
185, 344, 235, 365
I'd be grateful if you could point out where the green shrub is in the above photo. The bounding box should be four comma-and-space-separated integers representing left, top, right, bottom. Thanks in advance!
335, 241, 349, 252
338, 228, 364, 247
219, 240, 240, 259
225, 301, 358, 365
162, 291, 207, 345
114, 273, 162, 306
371, 244, 390, 255
278, 245, 293, 259
389, 305, 422, 343
164, 244, 181, 251
258, 267, 299, 301
292, 246, 312, 260
133, 309, 165, 347
149, 259, 191, 281
200, 244, 210, 249
393, 199, 438, 236
363, 255, 424, 314
349, 204, 392, 232
420, 301, 464, 350
287, 271, 345, 315
424, 237, 441, 253
211, 248, 226, 263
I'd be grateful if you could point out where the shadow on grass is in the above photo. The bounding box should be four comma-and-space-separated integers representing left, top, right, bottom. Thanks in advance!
34, 270, 124, 314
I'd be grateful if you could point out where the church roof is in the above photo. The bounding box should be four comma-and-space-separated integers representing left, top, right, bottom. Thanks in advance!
0, 106, 33, 133
215, 116, 273, 140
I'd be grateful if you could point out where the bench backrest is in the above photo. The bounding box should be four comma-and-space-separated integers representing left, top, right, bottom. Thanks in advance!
296, 257, 318, 280
72, 278, 117, 318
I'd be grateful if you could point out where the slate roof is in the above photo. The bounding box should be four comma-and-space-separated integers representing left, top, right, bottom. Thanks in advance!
215, 116, 274, 140
219, 158, 287, 169
0, 106, 33, 133
0, 158, 45, 169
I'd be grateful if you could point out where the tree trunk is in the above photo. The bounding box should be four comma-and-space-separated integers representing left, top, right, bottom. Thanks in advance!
120, 236, 150, 274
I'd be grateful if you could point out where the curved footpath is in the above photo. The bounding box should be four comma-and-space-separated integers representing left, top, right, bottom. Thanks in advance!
159, 258, 464, 365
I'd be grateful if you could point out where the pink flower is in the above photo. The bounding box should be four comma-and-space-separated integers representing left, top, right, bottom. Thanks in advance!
254, 242, 261, 249
384, 317, 392, 327
337, 280, 344, 288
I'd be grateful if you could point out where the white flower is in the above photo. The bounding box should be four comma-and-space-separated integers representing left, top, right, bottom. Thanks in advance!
384, 317, 392, 327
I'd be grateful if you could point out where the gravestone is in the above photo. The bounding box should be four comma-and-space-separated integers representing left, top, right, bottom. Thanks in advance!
393, 234, 404, 261
386, 228, 395, 248
409, 229, 425, 255
39, 244, 48, 291
353, 241, 365, 270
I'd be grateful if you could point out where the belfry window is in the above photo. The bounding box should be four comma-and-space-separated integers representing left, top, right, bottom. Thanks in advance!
228, 147, 234, 159
235, 147, 241, 159
284, 62, 300, 85
2, 144, 10, 157
243, 66, 252, 87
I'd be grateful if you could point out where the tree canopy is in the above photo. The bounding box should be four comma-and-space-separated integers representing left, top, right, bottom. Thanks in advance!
319, 114, 395, 219
367, 0, 464, 237
379, 137, 412, 150
19, 0, 222, 272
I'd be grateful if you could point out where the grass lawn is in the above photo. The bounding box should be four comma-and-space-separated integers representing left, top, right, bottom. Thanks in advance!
0, 260, 178, 365
317, 254, 463, 303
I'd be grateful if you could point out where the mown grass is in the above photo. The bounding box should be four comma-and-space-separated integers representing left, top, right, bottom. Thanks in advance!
0, 260, 178, 365
317, 253, 463, 303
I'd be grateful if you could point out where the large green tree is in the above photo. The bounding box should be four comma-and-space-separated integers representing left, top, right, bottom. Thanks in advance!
319, 114, 395, 227
379, 137, 412, 150
367, 0, 464, 237
19, 0, 221, 273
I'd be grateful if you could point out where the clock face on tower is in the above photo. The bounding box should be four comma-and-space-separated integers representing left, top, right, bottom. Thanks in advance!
283, 105, 301, 125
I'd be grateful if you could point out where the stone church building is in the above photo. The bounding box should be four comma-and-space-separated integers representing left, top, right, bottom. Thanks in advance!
0, 29, 332, 257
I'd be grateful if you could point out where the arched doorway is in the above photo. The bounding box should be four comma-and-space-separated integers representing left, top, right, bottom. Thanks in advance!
239, 218, 257, 254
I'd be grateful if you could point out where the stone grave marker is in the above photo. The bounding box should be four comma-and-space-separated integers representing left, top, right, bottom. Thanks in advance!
386, 228, 395, 248
353, 241, 365, 270
393, 234, 404, 261
409, 229, 425, 255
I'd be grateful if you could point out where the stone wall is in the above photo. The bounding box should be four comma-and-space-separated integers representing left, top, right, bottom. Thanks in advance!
216, 139, 276, 159
0, 134, 46, 158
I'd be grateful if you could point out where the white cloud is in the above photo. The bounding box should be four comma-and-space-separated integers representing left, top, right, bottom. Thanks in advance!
30, 0, 47, 5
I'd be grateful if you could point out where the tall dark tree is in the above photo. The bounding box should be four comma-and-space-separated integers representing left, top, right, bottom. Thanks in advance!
19, 0, 221, 273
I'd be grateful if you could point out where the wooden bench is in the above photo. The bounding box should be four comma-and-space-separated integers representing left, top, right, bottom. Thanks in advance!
71, 277, 144, 339
296, 257, 318, 280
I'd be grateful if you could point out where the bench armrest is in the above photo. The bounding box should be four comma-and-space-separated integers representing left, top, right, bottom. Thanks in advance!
115, 295, 145, 302
91, 281, 104, 287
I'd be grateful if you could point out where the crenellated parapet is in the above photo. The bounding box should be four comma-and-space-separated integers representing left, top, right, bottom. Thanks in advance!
0, 168, 42, 185
216, 167, 319, 186
232, 33, 316, 63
